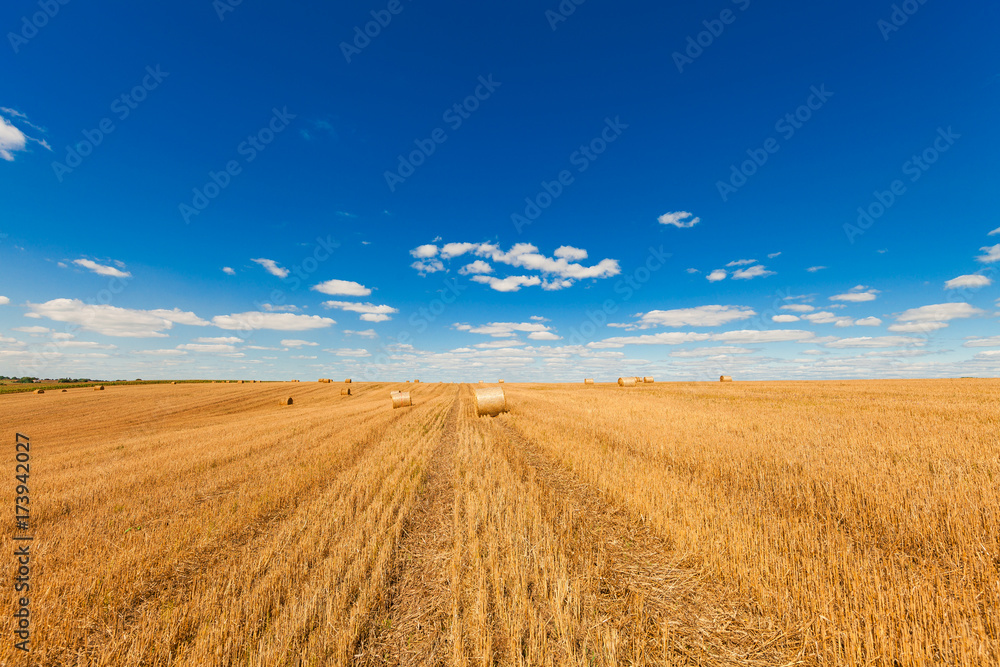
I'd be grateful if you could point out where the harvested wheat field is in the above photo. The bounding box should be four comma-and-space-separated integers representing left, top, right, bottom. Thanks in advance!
2, 379, 997, 666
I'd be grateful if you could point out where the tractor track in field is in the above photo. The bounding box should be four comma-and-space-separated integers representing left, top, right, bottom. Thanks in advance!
496, 420, 810, 667
356, 390, 461, 666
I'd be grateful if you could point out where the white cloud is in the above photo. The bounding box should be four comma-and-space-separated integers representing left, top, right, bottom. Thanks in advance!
628, 305, 756, 329
804, 311, 855, 327
974, 350, 1000, 360
416, 242, 619, 289
343, 329, 378, 338
706, 269, 727, 282
989, 227, 1000, 236
13, 326, 50, 334
806, 266, 827, 272
222, 267, 236, 275
854, 317, 882, 326
458, 260, 493, 275
976, 245, 1000, 263
72, 259, 132, 278
321, 301, 398, 322
772, 314, 800, 323
471, 275, 542, 292
177, 343, 238, 353
0, 296, 9, 306
251, 258, 289, 278
137, 349, 187, 356
826, 336, 922, 349
670, 346, 755, 357
731, 265, 774, 280
781, 304, 815, 313
944, 274, 992, 289
830, 286, 880, 302
261, 304, 300, 312
311, 279, 372, 297
767, 252, 782, 259
410, 244, 439, 258
0, 109, 49, 161
324, 348, 371, 357
726, 259, 757, 267
530, 315, 549, 322
212, 312, 335, 331
194, 336, 242, 344
281, 339, 319, 348
554, 246, 588, 261
887, 322, 949, 333
473, 340, 527, 349
27, 299, 209, 338
455, 322, 554, 338
589, 329, 815, 348
528, 331, 561, 341
963, 336, 1000, 348
895, 302, 984, 323
657, 211, 700, 228
686, 268, 700, 274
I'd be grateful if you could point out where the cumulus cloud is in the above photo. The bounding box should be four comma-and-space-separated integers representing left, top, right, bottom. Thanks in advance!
963, 336, 1000, 348
726, 259, 757, 267
251, 258, 289, 278
657, 211, 700, 228
825, 336, 922, 349
781, 304, 815, 312
71, 258, 132, 278
976, 245, 1000, 263
281, 339, 319, 348
458, 260, 493, 275
343, 329, 378, 338
686, 268, 700, 274
0, 108, 50, 161
177, 343, 238, 353
471, 275, 542, 292
410, 244, 439, 259
589, 329, 815, 348
706, 269, 727, 282
0, 296, 9, 306
212, 312, 335, 331
887, 322, 949, 333
137, 349, 187, 356
944, 274, 992, 289
222, 267, 236, 275
731, 265, 775, 280
803, 311, 855, 327
413, 242, 619, 290
455, 322, 554, 338
622, 305, 756, 329
772, 314, 800, 323
806, 266, 827, 272
830, 286, 880, 302
895, 302, 984, 323
767, 252, 782, 258
528, 331, 561, 341
311, 279, 372, 297
261, 304, 300, 312
989, 227, 1000, 236
13, 326, 50, 334
194, 336, 242, 344
27, 299, 209, 338
670, 346, 755, 357
321, 300, 398, 322
324, 348, 371, 357
854, 317, 882, 326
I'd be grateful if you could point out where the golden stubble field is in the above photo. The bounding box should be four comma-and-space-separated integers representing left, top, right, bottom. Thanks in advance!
1, 379, 997, 666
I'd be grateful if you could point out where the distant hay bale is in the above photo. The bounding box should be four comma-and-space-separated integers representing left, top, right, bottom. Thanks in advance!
643, 377, 654, 383
238, 380, 244, 384
392, 392, 412, 409
281, 397, 293, 405
474, 386, 507, 417
344, 378, 352, 384
94, 385, 104, 391
478, 380, 484, 384
171, 381, 177, 384
34, 389, 44, 394
61, 389, 67, 393
584, 378, 594, 384
498, 379, 505, 383
414, 379, 420, 383
720, 375, 733, 382
341, 388, 352, 396
319, 378, 331, 383
618, 377, 636, 387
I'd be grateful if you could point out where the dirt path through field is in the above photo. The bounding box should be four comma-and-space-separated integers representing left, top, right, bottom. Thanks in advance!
495, 420, 807, 666
357, 389, 460, 665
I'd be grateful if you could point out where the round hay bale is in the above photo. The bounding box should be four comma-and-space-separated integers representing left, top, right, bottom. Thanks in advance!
344, 378, 352, 384
281, 397, 293, 405
171, 381, 177, 384
474, 386, 507, 417
392, 392, 412, 409
643, 377, 654, 383
34, 389, 44, 394
61, 389, 67, 393
618, 377, 636, 387
341, 388, 352, 396
498, 379, 505, 383
584, 378, 594, 384
720, 375, 733, 382
94, 385, 104, 391
238, 380, 244, 384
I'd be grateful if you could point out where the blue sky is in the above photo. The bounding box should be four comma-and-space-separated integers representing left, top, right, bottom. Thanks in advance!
1, 0, 998, 381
